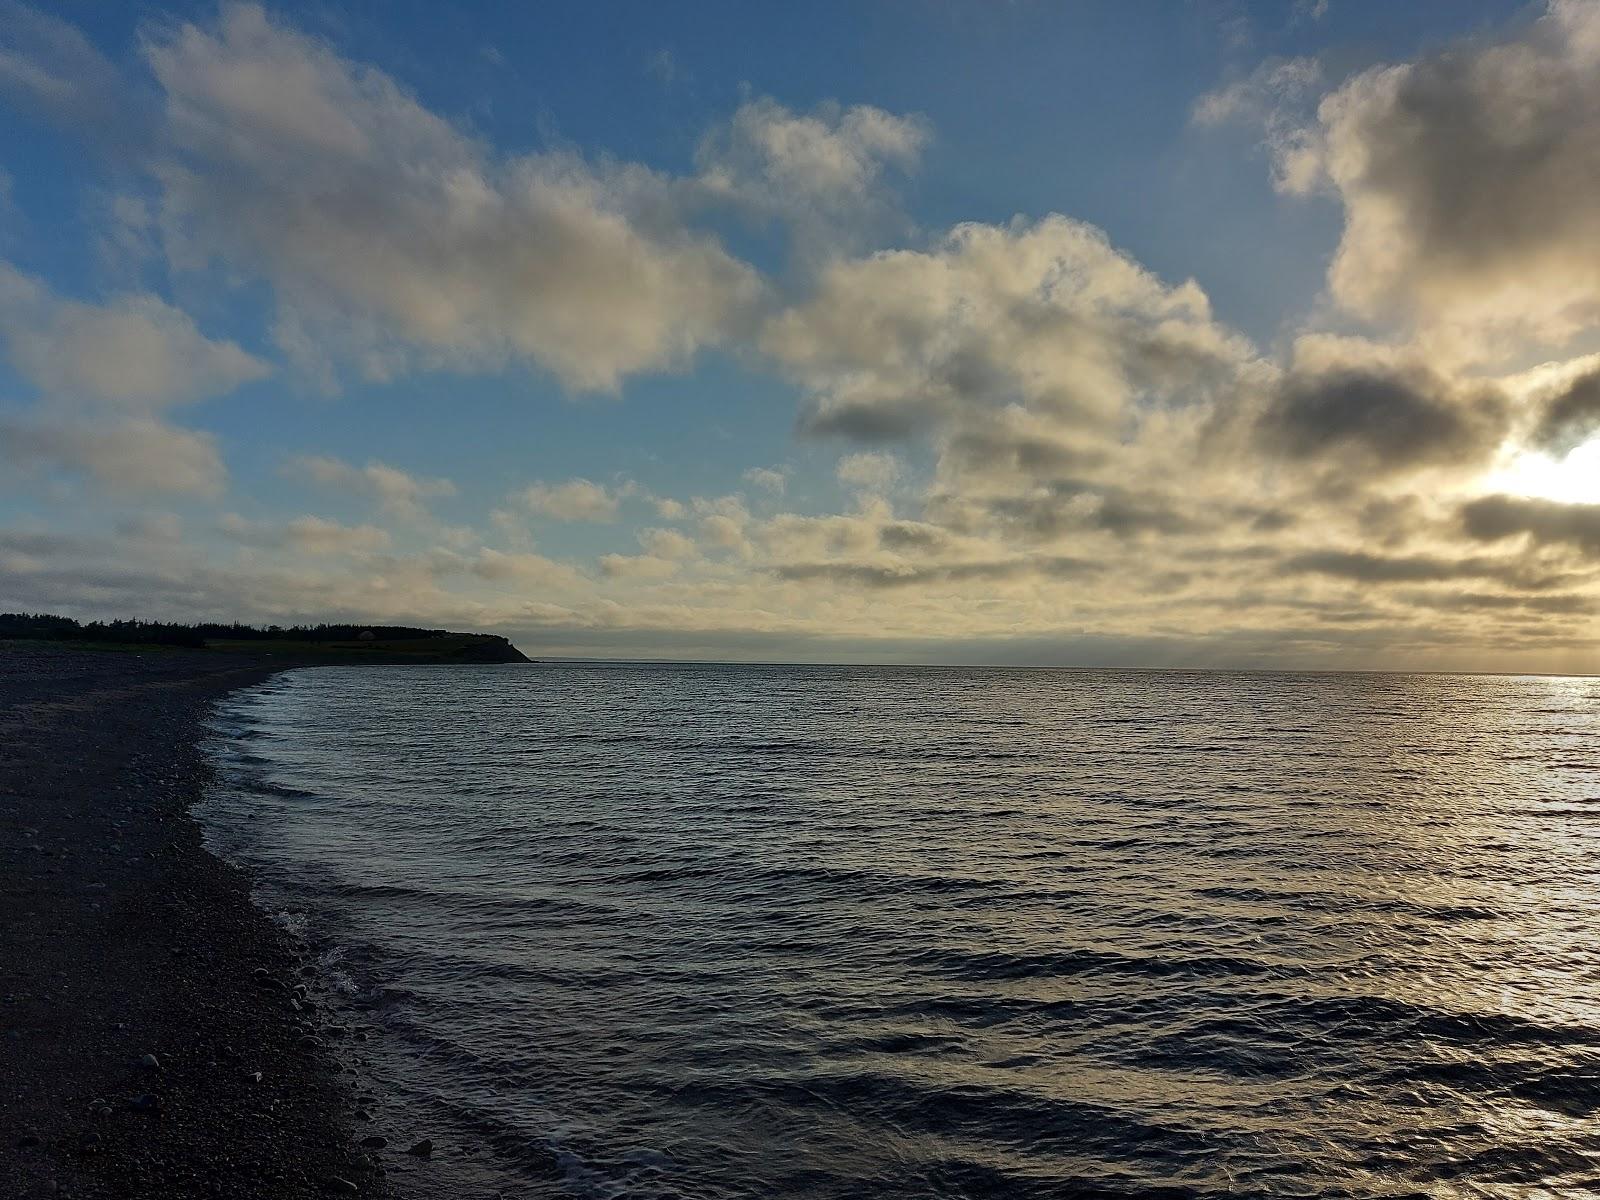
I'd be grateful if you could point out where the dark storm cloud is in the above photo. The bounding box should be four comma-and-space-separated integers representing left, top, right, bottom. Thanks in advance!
1460, 495, 1600, 557
1531, 369, 1600, 455
1256, 366, 1506, 473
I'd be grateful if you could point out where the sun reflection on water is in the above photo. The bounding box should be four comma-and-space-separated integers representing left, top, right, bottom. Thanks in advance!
204, 664, 1600, 1198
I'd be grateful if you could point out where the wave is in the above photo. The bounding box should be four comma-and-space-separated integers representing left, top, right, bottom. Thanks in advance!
907, 944, 1291, 983
195, 661, 1600, 1199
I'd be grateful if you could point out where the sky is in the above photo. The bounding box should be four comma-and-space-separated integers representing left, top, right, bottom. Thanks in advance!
3, 0, 1600, 670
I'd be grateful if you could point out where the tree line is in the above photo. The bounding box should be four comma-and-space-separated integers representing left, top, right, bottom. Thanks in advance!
0, 613, 451, 648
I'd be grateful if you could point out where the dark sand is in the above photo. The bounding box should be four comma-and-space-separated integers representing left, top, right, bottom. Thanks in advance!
1, 645, 387, 1198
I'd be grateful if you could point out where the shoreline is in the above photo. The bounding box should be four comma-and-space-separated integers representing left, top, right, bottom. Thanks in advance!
1, 645, 387, 1199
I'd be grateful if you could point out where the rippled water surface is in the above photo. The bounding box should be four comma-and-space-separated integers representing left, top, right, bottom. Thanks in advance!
201, 663, 1600, 1198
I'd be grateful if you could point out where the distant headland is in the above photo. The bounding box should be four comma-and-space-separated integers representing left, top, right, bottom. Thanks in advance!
0, 612, 531, 664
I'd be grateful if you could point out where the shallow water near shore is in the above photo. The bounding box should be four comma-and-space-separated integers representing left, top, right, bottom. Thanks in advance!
200, 662, 1600, 1198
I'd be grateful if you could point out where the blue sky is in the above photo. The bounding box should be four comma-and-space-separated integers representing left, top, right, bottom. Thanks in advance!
4, 0, 1600, 669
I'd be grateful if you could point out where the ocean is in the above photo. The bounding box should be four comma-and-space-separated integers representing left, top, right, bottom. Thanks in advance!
200, 662, 1600, 1199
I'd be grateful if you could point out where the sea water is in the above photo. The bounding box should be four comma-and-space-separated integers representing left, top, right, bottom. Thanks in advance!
201, 662, 1600, 1198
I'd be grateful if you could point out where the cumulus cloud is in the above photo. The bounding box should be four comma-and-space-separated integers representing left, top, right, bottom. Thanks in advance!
286, 454, 456, 519
219, 513, 390, 556
1192, 56, 1325, 193
1461, 495, 1600, 557
516, 478, 628, 522
953, 481, 1204, 544
764, 215, 1254, 440
690, 495, 754, 556
0, 416, 225, 494
1531, 369, 1600, 455
470, 548, 584, 588
6, 2, 1600, 670
696, 97, 929, 252
774, 554, 1099, 589
836, 451, 901, 490
129, 4, 760, 392
638, 527, 697, 559
939, 411, 1110, 481
1405, 590, 1593, 615
1255, 357, 1507, 476
0, 263, 268, 408
755, 213, 1281, 571
1292, 0, 1600, 356
599, 552, 679, 580
1282, 548, 1573, 590
700, 515, 749, 553
742, 466, 788, 494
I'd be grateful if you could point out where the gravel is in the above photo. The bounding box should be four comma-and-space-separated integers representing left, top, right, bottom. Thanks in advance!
0, 645, 388, 1199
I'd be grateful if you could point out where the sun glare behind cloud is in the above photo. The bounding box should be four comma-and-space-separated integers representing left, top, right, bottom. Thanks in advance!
1484, 439, 1600, 506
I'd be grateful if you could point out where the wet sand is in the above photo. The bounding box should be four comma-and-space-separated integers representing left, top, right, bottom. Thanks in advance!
1, 645, 386, 1198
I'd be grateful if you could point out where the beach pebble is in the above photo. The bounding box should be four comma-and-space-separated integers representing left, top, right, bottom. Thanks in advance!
406, 1138, 434, 1157
358, 1135, 387, 1149
321, 1177, 359, 1194
138, 1052, 161, 1071
130, 1093, 162, 1112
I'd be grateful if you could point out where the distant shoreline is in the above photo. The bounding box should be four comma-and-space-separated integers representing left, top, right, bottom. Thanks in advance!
0, 644, 389, 1199
0, 613, 531, 665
